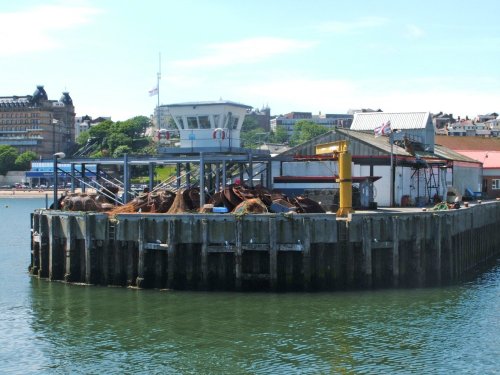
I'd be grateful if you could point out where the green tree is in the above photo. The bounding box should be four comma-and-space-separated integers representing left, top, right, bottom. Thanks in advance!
269, 126, 289, 144
116, 116, 150, 138
113, 145, 132, 158
242, 116, 260, 132
14, 151, 38, 171
290, 120, 329, 146
0, 145, 19, 175
106, 132, 133, 151
87, 120, 113, 141
76, 130, 91, 146
73, 116, 153, 157
241, 128, 267, 149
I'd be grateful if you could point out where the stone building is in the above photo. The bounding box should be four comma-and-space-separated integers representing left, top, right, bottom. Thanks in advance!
0, 85, 75, 158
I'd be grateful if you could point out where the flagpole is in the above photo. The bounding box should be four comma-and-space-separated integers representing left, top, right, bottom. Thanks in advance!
157, 53, 161, 130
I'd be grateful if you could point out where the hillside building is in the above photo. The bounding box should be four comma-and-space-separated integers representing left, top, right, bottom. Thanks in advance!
0, 85, 75, 158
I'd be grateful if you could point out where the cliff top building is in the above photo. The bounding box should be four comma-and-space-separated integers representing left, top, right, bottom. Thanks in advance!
0, 85, 75, 158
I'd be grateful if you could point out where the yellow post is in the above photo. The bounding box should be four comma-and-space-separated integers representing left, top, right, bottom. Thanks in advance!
315, 141, 354, 217
336, 150, 354, 217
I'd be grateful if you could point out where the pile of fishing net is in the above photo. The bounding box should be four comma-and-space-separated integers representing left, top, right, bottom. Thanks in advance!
106, 185, 325, 215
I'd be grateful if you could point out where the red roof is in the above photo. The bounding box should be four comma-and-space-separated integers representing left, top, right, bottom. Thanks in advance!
435, 135, 500, 151
455, 150, 500, 169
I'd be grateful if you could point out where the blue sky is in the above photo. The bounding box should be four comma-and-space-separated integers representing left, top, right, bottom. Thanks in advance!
2, 0, 500, 121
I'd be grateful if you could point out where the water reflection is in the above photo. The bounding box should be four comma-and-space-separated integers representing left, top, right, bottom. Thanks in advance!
26, 263, 500, 374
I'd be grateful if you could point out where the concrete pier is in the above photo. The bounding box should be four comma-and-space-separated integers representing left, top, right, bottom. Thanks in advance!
29, 202, 500, 291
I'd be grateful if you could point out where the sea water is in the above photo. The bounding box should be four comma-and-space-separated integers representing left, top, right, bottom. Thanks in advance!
0, 198, 498, 374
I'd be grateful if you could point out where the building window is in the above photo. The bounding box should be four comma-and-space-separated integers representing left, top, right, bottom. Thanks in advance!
231, 116, 239, 129
492, 179, 500, 190
198, 116, 211, 129
187, 117, 198, 129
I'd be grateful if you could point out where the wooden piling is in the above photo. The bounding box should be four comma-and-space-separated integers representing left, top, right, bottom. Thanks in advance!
64, 216, 76, 282
136, 218, 145, 288
302, 218, 311, 290
391, 217, 400, 287
362, 217, 373, 288
234, 219, 243, 290
269, 217, 277, 291
201, 219, 208, 289
167, 220, 176, 289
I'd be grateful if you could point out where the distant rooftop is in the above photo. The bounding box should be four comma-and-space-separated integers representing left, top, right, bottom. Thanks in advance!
351, 112, 431, 131
435, 135, 500, 151
164, 100, 252, 109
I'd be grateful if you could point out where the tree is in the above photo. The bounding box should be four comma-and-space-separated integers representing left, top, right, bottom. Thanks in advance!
290, 120, 329, 146
116, 116, 150, 138
14, 151, 38, 171
0, 145, 18, 175
106, 132, 133, 151
73, 116, 153, 157
269, 126, 289, 144
242, 116, 260, 132
241, 128, 267, 149
113, 145, 132, 158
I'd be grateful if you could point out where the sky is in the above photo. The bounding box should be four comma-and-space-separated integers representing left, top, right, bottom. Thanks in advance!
2, 0, 500, 121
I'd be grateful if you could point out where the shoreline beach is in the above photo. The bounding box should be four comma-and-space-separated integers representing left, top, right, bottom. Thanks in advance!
0, 190, 51, 199
0, 189, 96, 199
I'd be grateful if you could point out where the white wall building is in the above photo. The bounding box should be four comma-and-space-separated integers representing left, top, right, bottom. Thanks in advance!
161, 101, 252, 149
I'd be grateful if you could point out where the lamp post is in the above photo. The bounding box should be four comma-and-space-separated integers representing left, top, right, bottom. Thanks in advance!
53, 152, 65, 209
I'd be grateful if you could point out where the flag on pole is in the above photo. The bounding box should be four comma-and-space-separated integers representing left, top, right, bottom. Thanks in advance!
374, 120, 391, 137
148, 87, 158, 96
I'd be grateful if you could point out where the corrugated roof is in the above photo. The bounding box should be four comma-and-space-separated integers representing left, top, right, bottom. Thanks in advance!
278, 128, 480, 164
335, 129, 412, 156
435, 135, 500, 151
433, 145, 481, 164
351, 112, 430, 131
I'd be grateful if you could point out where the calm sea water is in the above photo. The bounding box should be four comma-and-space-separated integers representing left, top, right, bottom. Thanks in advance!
0, 198, 499, 374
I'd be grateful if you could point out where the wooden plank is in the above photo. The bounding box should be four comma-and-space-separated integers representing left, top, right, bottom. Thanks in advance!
242, 244, 268, 251
144, 242, 169, 250
207, 245, 235, 253
371, 241, 393, 249
278, 244, 304, 252
241, 273, 270, 280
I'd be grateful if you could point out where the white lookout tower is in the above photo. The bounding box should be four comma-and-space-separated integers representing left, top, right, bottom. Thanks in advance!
165, 100, 252, 150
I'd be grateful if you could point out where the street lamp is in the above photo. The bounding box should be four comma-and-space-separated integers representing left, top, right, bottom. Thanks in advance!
53, 152, 65, 209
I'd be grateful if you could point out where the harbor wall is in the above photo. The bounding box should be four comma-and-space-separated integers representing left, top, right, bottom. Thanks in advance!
29, 202, 500, 291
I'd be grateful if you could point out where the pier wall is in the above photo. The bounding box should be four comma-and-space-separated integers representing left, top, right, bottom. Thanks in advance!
29, 202, 500, 291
